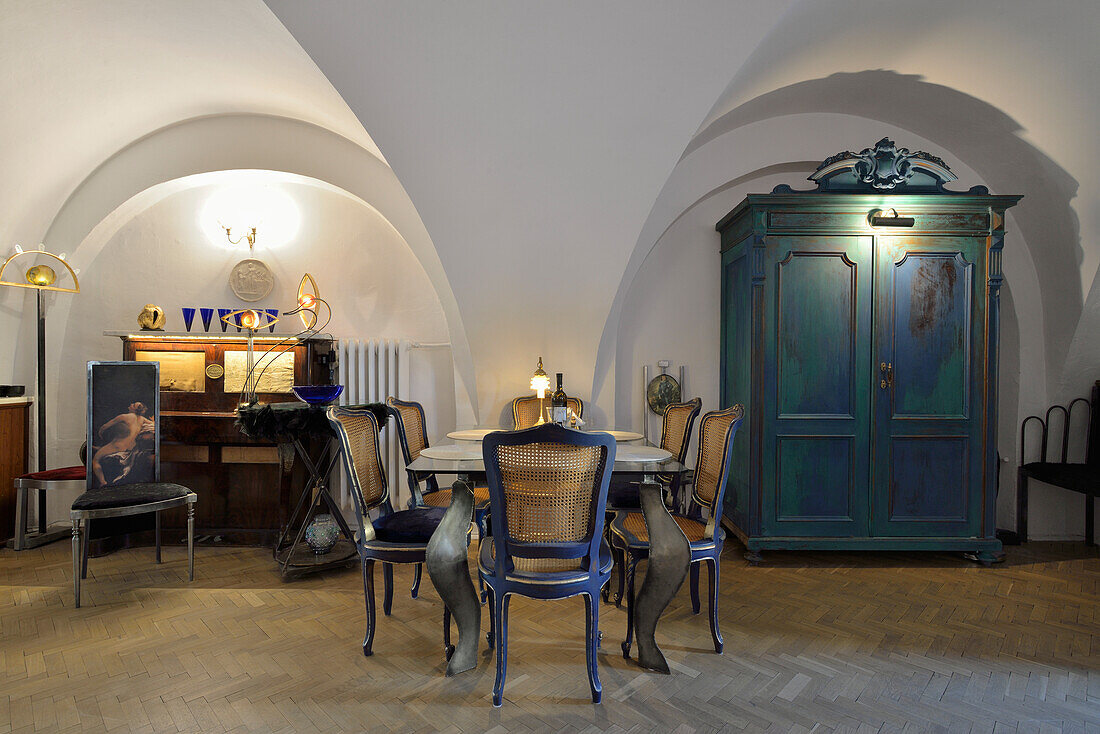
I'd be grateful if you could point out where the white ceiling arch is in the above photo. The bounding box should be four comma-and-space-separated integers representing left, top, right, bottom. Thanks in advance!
36, 113, 479, 423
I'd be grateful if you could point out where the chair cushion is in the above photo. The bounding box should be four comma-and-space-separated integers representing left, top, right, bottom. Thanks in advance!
614, 510, 709, 544
20, 465, 85, 482
1020, 462, 1100, 496
71, 482, 192, 511
607, 480, 640, 509
373, 507, 446, 543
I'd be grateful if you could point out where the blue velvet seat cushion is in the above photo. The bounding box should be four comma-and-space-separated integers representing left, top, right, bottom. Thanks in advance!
607, 479, 641, 509
71, 482, 192, 511
373, 506, 446, 543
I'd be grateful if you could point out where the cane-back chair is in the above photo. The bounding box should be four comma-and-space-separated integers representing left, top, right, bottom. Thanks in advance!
511, 395, 584, 430
479, 424, 615, 706
327, 405, 449, 656
610, 404, 743, 655
606, 396, 701, 604
70, 362, 196, 608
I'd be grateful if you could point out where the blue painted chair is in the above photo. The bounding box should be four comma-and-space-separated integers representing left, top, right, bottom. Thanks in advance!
610, 404, 743, 655
479, 423, 615, 707
605, 397, 702, 604
327, 405, 449, 656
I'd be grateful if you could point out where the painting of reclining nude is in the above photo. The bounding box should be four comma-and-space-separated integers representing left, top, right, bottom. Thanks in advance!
87, 361, 160, 489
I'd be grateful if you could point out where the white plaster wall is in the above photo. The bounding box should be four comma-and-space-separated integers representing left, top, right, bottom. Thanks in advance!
0, 0, 381, 388
41, 173, 454, 522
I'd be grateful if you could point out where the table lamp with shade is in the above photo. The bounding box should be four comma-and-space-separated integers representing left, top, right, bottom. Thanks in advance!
0, 246, 80, 546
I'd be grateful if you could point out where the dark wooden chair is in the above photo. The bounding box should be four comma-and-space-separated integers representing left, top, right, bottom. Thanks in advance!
479, 423, 615, 706
70, 362, 196, 608
327, 405, 451, 656
1017, 381, 1100, 544
610, 404, 744, 655
511, 394, 583, 430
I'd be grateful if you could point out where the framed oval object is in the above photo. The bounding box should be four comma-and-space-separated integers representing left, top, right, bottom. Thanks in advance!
647, 373, 681, 415
229, 259, 274, 302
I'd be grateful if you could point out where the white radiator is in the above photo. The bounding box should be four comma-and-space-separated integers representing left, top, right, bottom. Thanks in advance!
336, 338, 411, 509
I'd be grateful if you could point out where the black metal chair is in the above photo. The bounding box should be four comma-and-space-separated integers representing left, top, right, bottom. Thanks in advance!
610, 404, 744, 655
327, 405, 452, 656
70, 362, 196, 608
1017, 381, 1100, 544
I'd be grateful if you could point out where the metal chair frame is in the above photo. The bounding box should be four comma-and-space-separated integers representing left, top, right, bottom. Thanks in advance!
610, 405, 744, 655
479, 423, 615, 706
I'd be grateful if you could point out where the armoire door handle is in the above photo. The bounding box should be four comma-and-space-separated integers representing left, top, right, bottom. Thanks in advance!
879, 361, 893, 389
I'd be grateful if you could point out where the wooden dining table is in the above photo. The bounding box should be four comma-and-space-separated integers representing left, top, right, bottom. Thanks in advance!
409, 432, 691, 675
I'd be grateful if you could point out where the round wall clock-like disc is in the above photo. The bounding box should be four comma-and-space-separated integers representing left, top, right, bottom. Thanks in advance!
229, 259, 274, 302
647, 373, 682, 415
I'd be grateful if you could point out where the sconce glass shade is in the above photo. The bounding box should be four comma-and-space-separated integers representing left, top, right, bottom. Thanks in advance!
530, 356, 551, 399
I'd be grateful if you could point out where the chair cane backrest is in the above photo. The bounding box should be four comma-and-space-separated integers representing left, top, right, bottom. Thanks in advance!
327, 406, 390, 522
512, 395, 585, 430
484, 424, 614, 575
660, 397, 703, 464
387, 396, 429, 464
690, 405, 744, 537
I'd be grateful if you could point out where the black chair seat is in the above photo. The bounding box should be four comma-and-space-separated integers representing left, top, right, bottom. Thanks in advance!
1020, 462, 1100, 497
72, 482, 192, 511
373, 506, 446, 543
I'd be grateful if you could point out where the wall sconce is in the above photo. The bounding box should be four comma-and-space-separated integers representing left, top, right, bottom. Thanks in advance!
869, 208, 915, 227
223, 225, 258, 252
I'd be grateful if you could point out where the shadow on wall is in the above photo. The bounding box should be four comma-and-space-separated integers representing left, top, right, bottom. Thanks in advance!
687, 70, 1081, 397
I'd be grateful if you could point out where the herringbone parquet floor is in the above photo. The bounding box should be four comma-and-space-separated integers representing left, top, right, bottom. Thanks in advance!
1, 539, 1097, 733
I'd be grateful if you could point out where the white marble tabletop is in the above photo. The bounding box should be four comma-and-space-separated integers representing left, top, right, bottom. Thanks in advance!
447, 427, 644, 442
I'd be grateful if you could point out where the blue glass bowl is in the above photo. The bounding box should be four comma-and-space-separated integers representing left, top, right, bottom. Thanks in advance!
291, 385, 344, 405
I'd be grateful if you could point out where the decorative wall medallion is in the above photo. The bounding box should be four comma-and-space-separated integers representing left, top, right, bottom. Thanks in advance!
647, 373, 682, 415
205, 363, 225, 380
229, 259, 274, 302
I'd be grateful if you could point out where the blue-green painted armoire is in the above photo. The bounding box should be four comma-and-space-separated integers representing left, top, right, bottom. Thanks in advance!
716, 139, 1021, 564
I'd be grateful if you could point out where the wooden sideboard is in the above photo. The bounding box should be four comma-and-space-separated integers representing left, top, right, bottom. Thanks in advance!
0, 398, 31, 545
103, 332, 335, 547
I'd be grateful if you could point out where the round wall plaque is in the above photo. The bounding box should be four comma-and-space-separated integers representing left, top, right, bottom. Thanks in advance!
646, 373, 682, 415
205, 363, 224, 380
229, 259, 274, 302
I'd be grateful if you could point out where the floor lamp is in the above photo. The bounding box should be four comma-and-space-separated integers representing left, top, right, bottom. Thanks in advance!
0, 247, 80, 541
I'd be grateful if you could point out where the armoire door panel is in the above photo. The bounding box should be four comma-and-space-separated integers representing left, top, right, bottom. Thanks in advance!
763, 236, 871, 537
776, 436, 854, 522
887, 436, 969, 522
872, 237, 986, 537
776, 251, 857, 418
891, 253, 972, 419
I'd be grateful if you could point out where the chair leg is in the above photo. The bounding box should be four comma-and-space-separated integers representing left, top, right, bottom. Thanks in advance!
187, 503, 195, 581
621, 554, 637, 658
443, 605, 454, 660
689, 561, 701, 614
72, 520, 82, 608
614, 546, 626, 607
584, 591, 602, 704
81, 524, 90, 580
382, 563, 394, 616
14, 484, 27, 551
361, 559, 376, 656
1087, 495, 1095, 547
412, 563, 422, 599
492, 592, 510, 707
1017, 468, 1029, 542
707, 557, 723, 653
485, 586, 495, 649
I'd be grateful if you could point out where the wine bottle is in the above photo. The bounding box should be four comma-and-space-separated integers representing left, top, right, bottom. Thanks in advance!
551, 373, 568, 425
